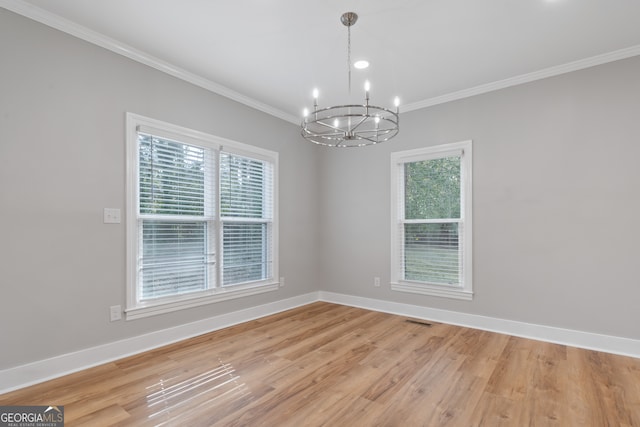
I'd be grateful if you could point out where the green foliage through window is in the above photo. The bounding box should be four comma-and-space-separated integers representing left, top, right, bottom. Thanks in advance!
405, 156, 460, 220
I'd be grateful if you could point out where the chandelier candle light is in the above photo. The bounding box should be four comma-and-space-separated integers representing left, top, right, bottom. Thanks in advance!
301, 12, 400, 147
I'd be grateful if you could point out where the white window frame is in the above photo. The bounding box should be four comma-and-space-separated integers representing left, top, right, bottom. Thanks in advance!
390, 140, 472, 300
125, 113, 279, 320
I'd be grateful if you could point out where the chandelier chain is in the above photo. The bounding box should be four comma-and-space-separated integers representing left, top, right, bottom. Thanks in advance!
347, 23, 351, 95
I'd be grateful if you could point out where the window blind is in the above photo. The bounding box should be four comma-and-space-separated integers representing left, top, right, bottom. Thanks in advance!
138, 132, 213, 301
140, 220, 208, 299
220, 152, 273, 285
220, 153, 273, 218
138, 133, 211, 216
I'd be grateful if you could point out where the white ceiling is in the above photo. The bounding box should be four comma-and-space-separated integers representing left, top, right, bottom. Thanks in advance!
4, 0, 640, 123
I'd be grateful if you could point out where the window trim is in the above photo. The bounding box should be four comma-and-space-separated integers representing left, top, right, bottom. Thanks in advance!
390, 140, 473, 300
125, 113, 279, 320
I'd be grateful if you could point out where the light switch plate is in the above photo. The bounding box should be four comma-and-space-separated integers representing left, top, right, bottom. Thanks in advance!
104, 208, 121, 224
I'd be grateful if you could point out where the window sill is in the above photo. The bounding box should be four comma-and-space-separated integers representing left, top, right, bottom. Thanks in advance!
391, 281, 473, 301
126, 282, 279, 320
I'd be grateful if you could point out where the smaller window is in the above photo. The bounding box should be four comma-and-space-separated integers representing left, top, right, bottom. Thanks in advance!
390, 141, 472, 300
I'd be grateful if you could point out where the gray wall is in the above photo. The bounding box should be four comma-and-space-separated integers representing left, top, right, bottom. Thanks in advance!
0, 9, 321, 370
319, 55, 640, 340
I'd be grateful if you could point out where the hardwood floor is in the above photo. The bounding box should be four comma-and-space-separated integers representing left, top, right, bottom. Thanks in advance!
1, 302, 639, 426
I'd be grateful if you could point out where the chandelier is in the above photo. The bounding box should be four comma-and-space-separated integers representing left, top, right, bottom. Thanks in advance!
301, 12, 400, 148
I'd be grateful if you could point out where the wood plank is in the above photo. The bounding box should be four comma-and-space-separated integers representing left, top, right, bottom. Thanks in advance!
1, 302, 639, 426
69, 404, 130, 427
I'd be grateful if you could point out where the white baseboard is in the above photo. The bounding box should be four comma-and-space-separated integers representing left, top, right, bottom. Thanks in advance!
319, 291, 640, 359
3, 290, 639, 395
0, 292, 319, 395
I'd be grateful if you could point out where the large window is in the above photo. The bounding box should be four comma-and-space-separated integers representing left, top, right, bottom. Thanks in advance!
390, 141, 472, 300
126, 113, 278, 319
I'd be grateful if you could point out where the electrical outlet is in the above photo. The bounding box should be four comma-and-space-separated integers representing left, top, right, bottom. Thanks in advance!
374, 277, 381, 287
279, 276, 285, 287
110, 305, 122, 322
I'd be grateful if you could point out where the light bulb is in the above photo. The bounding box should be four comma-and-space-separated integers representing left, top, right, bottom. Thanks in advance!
364, 80, 371, 92
303, 108, 309, 117
334, 118, 340, 128
313, 88, 319, 99
394, 97, 400, 108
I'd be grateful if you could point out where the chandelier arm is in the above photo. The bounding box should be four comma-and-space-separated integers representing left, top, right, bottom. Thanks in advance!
359, 131, 393, 137
347, 116, 369, 132
314, 119, 345, 133
305, 130, 345, 138
353, 135, 380, 145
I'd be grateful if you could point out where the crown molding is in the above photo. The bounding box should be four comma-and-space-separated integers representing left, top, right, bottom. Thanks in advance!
3, 0, 640, 123
403, 44, 640, 112
0, 0, 299, 124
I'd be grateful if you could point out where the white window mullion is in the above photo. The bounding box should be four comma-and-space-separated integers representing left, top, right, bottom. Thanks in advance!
205, 150, 216, 291
399, 222, 406, 282
214, 149, 223, 290
398, 164, 406, 282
